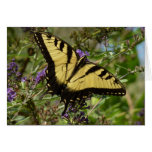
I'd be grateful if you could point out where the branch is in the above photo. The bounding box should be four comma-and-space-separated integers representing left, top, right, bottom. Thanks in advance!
103, 37, 144, 67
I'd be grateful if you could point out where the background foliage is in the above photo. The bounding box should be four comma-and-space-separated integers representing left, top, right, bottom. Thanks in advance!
7, 27, 145, 125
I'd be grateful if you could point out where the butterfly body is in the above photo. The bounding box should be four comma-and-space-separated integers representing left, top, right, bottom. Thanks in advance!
34, 32, 126, 115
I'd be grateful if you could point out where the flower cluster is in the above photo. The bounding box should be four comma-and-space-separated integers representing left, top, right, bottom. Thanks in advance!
7, 59, 18, 74
7, 88, 16, 102
7, 59, 21, 81
62, 100, 90, 125
7, 59, 23, 87
73, 111, 88, 124
7, 59, 20, 102
7, 59, 29, 102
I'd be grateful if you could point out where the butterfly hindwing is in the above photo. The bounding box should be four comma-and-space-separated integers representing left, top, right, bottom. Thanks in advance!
61, 62, 126, 102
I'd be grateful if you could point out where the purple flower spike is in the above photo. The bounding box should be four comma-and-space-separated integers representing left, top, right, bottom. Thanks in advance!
35, 67, 47, 85
7, 59, 18, 74
7, 88, 16, 102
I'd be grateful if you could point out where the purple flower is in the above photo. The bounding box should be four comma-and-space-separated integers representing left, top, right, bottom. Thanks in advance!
80, 111, 85, 116
85, 106, 90, 109
85, 51, 90, 56
76, 49, 90, 58
80, 116, 85, 121
35, 67, 47, 85
62, 113, 69, 119
67, 104, 77, 113
135, 121, 142, 125
138, 108, 144, 117
21, 77, 27, 82
85, 117, 88, 123
76, 49, 85, 58
7, 88, 16, 102
16, 72, 21, 77
73, 113, 88, 124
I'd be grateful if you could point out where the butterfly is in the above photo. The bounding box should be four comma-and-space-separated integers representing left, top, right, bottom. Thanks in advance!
34, 32, 126, 115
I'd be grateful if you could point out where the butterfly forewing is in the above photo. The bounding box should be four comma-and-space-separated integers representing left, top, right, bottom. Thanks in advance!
34, 32, 78, 94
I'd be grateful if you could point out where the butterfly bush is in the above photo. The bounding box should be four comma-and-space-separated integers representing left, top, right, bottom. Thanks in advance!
7, 59, 40, 102
7, 57, 92, 125
7, 59, 53, 124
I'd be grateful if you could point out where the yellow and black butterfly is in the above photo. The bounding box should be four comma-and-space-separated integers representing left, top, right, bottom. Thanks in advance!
34, 32, 126, 115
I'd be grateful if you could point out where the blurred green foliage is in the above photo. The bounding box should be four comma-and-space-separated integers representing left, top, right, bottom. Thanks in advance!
7, 27, 145, 125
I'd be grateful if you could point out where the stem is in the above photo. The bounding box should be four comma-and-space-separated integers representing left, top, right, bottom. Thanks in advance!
87, 98, 102, 116
125, 91, 134, 124
115, 64, 129, 71
19, 58, 30, 78
119, 71, 135, 80
103, 50, 127, 67
26, 99, 40, 125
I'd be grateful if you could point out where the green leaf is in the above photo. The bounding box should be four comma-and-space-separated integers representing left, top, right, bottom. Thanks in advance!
91, 97, 99, 105
120, 79, 128, 83
15, 117, 31, 125
13, 116, 25, 121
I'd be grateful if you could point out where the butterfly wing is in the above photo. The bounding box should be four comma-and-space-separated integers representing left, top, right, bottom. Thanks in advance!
61, 62, 126, 103
34, 32, 79, 95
